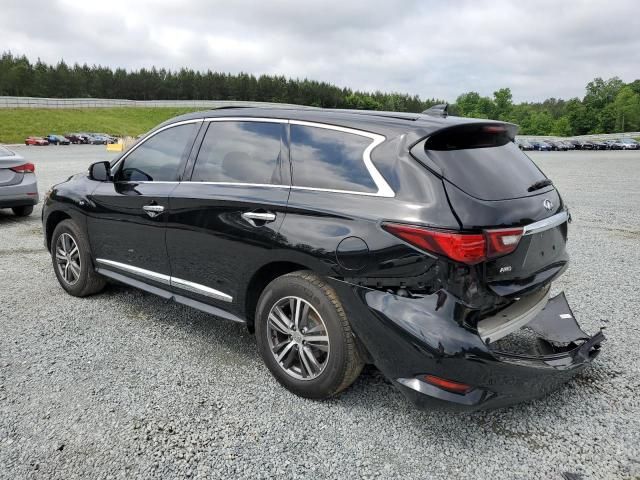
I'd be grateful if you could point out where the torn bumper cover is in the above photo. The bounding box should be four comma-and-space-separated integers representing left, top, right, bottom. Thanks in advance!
329, 279, 605, 411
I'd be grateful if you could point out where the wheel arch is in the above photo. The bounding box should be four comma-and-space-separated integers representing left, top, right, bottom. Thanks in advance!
243, 261, 311, 332
45, 210, 72, 251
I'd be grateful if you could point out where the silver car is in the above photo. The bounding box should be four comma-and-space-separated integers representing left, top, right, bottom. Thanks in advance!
0, 146, 39, 216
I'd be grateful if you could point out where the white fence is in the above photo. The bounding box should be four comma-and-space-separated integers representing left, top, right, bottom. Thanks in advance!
1, 96, 637, 140
519, 133, 640, 141
0, 96, 315, 110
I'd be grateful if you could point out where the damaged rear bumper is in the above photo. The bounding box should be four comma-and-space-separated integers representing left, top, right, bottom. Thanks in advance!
329, 279, 604, 411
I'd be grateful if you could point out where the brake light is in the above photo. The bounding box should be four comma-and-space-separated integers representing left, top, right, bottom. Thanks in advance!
485, 228, 523, 257
424, 375, 473, 394
382, 223, 485, 264
382, 223, 524, 264
10, 162, 35, 173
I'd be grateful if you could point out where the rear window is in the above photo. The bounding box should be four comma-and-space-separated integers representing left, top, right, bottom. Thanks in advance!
0, 146, 14, 156
422, 125, 548, 200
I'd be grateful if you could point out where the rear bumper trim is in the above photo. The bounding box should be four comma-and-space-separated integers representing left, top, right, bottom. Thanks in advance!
523, 210, 569, 236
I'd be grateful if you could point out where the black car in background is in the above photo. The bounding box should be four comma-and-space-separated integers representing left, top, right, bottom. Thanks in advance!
529, 140, 552, 151
41, 107, 604, 411
546, 140, 568, 151
45, 134, 71, 145
65, 133, 87, 144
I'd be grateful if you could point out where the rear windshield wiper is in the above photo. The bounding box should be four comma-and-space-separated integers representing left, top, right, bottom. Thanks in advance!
527, 179, 553, 192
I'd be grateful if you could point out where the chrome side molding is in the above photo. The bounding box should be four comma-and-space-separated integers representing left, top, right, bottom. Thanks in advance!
95, 258, 233, 302
170, 277, 232, 303
96, 258, 170, 285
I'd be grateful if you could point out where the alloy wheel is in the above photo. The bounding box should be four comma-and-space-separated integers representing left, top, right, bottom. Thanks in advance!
266, 296, 330, 381
55, 233, 81, 285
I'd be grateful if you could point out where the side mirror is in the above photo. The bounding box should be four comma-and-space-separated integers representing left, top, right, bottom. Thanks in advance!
88, 161, 112, 182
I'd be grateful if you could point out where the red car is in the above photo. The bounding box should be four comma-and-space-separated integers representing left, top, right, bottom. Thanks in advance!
25, 136, 49, 146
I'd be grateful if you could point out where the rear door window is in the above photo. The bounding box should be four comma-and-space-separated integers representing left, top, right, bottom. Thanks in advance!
290, 125, 376, 193
191, 121, 283, 184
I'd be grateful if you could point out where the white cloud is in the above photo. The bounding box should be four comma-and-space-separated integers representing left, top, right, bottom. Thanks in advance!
2, 0, 638, 102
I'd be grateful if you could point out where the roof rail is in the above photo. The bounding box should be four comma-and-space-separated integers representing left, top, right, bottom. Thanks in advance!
423, 103, 448, 118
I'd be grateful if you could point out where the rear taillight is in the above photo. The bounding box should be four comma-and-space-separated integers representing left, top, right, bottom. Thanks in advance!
485, 228, 523, 258
382, 223, 485, 264
382, 223, 523, 265
10, 162, 35, 173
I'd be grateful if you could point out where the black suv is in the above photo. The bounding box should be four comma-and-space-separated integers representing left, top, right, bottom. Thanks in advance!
42, 107, 604, 411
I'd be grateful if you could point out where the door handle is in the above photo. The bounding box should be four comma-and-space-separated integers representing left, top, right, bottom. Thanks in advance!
143, 204, 165, 218
242, 211, 276, 226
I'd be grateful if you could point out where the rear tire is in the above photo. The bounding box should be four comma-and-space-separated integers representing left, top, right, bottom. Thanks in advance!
51, 219, 106, 297
255, 271, 363, 399
12, 205, 33, 217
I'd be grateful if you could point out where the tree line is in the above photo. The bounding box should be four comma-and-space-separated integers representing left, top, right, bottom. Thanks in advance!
1, 52, 639, 135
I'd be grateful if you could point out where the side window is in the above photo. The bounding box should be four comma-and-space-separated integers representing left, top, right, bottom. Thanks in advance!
290, 125, 377, 193
117, 123, 197, 182
191, 121, 283, 184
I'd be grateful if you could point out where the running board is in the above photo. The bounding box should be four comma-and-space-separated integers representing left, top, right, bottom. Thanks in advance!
96, 267, 246, 324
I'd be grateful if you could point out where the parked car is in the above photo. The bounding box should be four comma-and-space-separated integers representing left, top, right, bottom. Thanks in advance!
87, 134, 108, 145
516, 139, 533, 151
566, 140, 583, 150
25, 136, 49, 146
95, 133, 118, 144
611, 138, 639, 150
603, 140, 618, 150
529, 140, 552, 151
64, 133, 86, 144
0, 145, 39, 216
546, 140, 567, 151
579, 140, 597, 150
45, 134, 71, 145
558, 141, 575, 150
42, 108, 604, 411
591, 140, 608, 150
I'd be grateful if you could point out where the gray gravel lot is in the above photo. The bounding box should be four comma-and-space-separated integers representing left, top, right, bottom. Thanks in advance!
1, 145, 639, 479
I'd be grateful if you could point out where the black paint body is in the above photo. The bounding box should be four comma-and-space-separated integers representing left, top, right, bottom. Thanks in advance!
42, 107, 603, 411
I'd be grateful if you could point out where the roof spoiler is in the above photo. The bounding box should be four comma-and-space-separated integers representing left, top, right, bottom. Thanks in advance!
422, 103, 449, 118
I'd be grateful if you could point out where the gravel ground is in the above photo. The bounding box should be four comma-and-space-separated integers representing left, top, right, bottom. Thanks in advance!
1, 146, 639, 479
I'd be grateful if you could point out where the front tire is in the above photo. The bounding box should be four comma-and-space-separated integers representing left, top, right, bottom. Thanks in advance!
255, 271, 363, 400
12, 205, 33, 217
51, 219, 106, 297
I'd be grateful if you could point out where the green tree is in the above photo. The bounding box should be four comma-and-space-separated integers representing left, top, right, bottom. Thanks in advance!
613, 86, 640, 131
493, 88, 513, 121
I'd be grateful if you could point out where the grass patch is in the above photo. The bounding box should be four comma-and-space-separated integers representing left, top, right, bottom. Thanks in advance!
0, 107, 206, 143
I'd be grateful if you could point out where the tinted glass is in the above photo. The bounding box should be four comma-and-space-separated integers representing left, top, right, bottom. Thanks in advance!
192, 121, 282, 184
118, 123, 196, 182
426, 142, 548, 200
290, 125, 376, 193
0, 145, 14, 156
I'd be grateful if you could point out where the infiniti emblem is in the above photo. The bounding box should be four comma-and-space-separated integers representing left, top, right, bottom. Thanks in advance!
543, 199, 553, 211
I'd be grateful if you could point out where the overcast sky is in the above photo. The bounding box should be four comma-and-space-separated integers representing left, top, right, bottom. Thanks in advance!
2, 0, 638, 102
